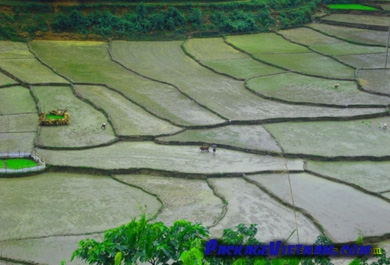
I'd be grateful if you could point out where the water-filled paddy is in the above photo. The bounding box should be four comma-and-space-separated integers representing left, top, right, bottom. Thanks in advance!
2, 21, 390, 264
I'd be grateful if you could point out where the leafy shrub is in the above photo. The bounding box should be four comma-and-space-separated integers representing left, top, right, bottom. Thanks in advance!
279, 7, 312, 29
69, 215, 390, 265
211, 10, 259, 33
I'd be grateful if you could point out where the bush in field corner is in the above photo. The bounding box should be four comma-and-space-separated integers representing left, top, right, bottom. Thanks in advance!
68, 214, 390, 265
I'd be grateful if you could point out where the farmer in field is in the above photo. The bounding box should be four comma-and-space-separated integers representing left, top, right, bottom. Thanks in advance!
212, 143, 217, 154
101, 122, 107, 130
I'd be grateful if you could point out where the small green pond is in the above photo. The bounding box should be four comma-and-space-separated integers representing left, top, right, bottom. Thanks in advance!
328, 4, 378, 10
45, 114, 64, 120
4, 158, 38, 169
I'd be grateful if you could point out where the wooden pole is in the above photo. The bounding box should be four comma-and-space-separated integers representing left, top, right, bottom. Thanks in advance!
385, 24, 390, 69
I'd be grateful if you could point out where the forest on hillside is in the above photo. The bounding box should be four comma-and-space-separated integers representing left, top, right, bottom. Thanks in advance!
0, 0, 320, 41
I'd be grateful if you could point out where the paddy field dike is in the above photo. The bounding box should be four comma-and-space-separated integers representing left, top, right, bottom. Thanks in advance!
1, 11, 390, 265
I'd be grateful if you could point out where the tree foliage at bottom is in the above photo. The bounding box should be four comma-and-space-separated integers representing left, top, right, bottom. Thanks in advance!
69, 214, 390, 265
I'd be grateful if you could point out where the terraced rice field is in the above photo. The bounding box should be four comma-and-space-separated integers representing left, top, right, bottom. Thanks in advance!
308, 24, 389, 46
336, 53, 388, 69
307, 161, 390, 193
157, 125, 282, 153
248, 173, 390, 242
264, 117, 390, 157
30, 41, 222, 126
226, 33, 356, 78
247, 72, 390, 106
0, 72, 17, 86
358, 69, 390, 95
74, 85, 182, 137
184, 38, 285, 79
0, 113, 37, 133
2, 17, 390, 264
280, 28, 386, 55
0, 173, 160, 240
0, 59, 68, 84
115, 175, 223, 226
321, 14, 390, 29
111, 41, 381, 120
0, 86, 36, 114
34, 85, 116, 148
0, 132, 36, 153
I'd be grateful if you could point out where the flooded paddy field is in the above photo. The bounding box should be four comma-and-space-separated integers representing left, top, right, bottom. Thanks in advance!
1, 18, 390, 264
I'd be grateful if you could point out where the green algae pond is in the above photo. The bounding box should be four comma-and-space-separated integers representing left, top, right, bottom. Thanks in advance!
45, 114, 64, 120
328, 4, 379, 10
4, 158, 38, 169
